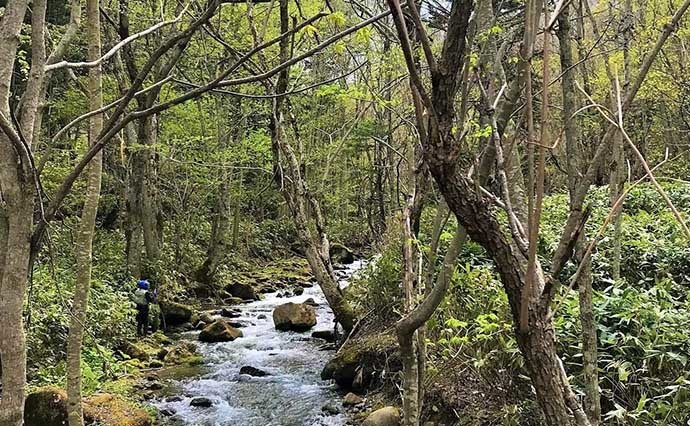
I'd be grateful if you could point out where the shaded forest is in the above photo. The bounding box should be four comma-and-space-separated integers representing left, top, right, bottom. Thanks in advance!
2, 0, 690, 425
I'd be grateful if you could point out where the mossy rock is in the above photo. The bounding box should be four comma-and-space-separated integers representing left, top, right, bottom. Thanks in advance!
199, 320, 243, 343
24, 386, 68, 426
159, 301, 193, 326
84, 393, 152, 426
330, 243, 355, 264
321, 333, 399, 390
163, 341, 198, 364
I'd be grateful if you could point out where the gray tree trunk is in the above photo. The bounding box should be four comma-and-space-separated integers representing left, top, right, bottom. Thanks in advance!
66, 0, 104, 421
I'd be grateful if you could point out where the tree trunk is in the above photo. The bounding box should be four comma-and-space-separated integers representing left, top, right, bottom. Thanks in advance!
558, 6, 601, 424
66, 0, 103, 421
0, 0, 41, 423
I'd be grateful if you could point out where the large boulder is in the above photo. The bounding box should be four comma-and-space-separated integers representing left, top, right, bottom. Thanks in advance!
321, 333, 400, 390
24, 387, 68, 426
272, 302, 317, 331
362, 406, 400, 426
159, 301, 193, 326
199, 320, 243, 343
226, 282, 258, 301
329, 243, 355, 264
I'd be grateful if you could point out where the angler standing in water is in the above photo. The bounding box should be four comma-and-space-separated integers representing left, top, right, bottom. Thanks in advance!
132, 279, 154, 336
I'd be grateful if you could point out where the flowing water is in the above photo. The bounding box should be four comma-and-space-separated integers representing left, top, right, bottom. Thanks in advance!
153, 260, 365, 426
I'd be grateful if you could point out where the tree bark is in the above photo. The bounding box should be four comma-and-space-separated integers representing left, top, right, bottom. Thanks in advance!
558, 6, 601, 424
66, 0, 104, 421
0, 0, 39, 423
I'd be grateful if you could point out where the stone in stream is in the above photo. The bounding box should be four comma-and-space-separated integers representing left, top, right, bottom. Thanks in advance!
166, 396, 184, 402
330, 243, 355, 264
293, 286, 304, 296
160, 408, 176, 417
226, 282, 259, 300
303, 297, 319, 307
311, 330, 336, 342
189, 397, 214, 408
239, 366, 270, 377
343, 392, 364, 406
159, 301, 194, 326
199, 320, 243, 343
198, 312, 215, 324
321, 403, 341, 415
362, 406, 401, 426
272, 302, 317, 331
220, 307, 241, 318
257, 314, 267, 319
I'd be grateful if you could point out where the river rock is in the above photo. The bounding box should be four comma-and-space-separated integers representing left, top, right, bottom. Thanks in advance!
321, 403, 341, 415
120, 341, 150, 361
239, 366, 270, 377
273, 302, 317, 331
199, 312, 215, 324
330, 243, 355, 264
24, 387, 68, 426
362, 406, 400, 426
303, 298, 318, 307
160, 408, 176, 417
226, 282, 259, 300
221, 308, 241, 318
164, 341, 197, 364
199, 320, 243, 343
311, 330, 336, 342
293, 286, 304, 296
160, 301, 193, 326
257, 314, 267, 319
321, 333, 400, 390
343, 392, 364, 406
166, 396, 184, 402
190, 397, 213, 408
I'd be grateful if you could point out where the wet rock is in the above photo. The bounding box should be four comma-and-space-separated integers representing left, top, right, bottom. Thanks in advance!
321, 403, 341, 415
239, 366, 270, 377
223, 296, 245, 305
160, 301, 193, 326
293, 287, 305, 296
330, 243, 355, 265
160, 408, 176, 417
199, 312, 215, 324
362, 406, 400, 426
24, 387, 68, 426
257, 314, 267, 319
190, 397, 213, 408
175, 322, 194, 332
226, 282, 259, 301
343, 392, 364, 406
311, 330, 336, 342
199, 320, 243, 343
303, 298, 319, 307
164, 341, 198, 364
221, 308, 241, 318
273, 302, 317, 331
225, 320, 244, 328
145, 381, 163, 390
195, 322, 207, 331
166, 396, 184, 402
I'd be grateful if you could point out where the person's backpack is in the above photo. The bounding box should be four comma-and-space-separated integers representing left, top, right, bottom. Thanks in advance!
132, 288, 149, 307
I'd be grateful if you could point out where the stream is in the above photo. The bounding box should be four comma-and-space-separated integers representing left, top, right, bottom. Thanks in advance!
153, 260, 365, 426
